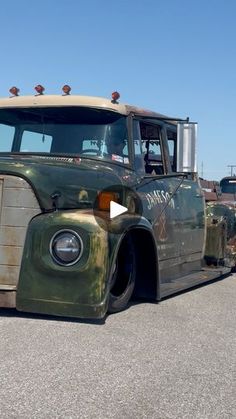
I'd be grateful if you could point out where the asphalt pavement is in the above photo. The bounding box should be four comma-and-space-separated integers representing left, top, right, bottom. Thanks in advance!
1, 273, 236, 419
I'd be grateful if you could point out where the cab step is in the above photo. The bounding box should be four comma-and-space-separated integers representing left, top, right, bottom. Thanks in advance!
160, 266, 231, 298
0, 284, 17, 308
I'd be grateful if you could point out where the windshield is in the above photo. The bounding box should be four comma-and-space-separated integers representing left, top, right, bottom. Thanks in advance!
0, 107, 130, 164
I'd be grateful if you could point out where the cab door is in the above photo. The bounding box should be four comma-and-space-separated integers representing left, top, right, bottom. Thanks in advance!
132, 119, 205, 295
133, 119, 183, 286
166, 125, 205, 273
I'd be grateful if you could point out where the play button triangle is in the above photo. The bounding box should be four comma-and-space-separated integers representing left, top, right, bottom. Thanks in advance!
110, 201, 128, 219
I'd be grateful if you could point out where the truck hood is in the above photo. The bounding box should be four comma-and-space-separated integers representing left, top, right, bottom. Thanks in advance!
0, 155, 125, 210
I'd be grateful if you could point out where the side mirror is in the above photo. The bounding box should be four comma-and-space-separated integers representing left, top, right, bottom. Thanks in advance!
177, 122, 197, 173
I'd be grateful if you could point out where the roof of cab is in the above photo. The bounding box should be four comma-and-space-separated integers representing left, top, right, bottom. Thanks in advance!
0, 94, 169, 120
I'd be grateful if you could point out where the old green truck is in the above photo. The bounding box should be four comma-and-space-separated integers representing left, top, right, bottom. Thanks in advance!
0, 86, 232, 319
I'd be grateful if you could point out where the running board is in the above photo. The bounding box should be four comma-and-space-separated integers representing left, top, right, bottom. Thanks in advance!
160, 266, 231, 298
0, 284, 17, 308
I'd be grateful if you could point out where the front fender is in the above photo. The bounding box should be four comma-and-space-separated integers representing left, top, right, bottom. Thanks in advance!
16, 210, 110, 319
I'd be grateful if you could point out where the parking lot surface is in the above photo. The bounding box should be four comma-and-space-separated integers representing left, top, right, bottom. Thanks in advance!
1, 273, 236, 419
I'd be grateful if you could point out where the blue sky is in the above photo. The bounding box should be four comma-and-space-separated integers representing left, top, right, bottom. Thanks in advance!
0, 0, 235, 180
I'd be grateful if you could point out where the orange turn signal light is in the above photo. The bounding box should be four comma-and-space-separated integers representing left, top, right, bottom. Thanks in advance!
97, 191, 119, 211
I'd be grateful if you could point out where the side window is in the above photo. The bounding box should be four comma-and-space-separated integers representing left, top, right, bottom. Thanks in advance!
166, 127, 177, 172
0, 124, 15, 151
21, 130, 52, 152
133, 121, 173, 175
133, 120, 145, 172
140, 122, 164, 174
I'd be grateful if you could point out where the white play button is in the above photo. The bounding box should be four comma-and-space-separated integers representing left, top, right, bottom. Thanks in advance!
110, 201, 128, 219
93, 185, 143, 233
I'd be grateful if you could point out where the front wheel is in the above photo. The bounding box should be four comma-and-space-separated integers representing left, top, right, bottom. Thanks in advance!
108, 236, 136, 313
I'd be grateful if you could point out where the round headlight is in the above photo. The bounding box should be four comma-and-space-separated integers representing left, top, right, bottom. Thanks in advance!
50, 230, 83, 266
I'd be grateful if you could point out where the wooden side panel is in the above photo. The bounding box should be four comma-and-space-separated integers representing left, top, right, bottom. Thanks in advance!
0, 176, 41, 289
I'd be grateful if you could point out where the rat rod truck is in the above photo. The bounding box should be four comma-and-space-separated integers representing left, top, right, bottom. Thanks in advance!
0, 86, 232, 319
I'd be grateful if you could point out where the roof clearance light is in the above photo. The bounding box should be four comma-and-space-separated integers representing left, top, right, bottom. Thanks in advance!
9, 86, 20, 97
62, 84, 71, 95
34, 84, 45, 95
111, 91, 120, 103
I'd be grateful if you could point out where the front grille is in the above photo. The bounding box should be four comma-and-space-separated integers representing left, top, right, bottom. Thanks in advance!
0, 175, 41, 286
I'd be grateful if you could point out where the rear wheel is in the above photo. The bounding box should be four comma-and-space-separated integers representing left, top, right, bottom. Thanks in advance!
108, 236, 136, 313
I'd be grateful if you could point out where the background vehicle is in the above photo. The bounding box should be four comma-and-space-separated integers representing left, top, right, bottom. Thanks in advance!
220, 176, 236, 199
0, 86, 232, 318
200, 176, 236, 269
205, 201, 236, 268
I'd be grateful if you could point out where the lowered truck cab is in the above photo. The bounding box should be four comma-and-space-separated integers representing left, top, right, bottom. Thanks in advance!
0, 87, 231, 319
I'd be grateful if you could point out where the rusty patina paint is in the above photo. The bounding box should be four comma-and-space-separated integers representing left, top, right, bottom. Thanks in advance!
16, 211, 110, 318
0, 95, 222, 318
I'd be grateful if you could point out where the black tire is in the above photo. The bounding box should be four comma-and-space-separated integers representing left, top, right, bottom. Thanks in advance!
108, 236, 136, 313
